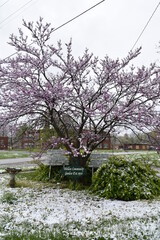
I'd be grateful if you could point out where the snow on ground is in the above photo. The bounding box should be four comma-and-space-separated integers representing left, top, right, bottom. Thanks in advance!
0, 174, 160, 239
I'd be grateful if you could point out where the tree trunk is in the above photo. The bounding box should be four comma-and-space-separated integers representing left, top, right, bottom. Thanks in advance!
69, 155, 88, 167
69, 155, 91, 186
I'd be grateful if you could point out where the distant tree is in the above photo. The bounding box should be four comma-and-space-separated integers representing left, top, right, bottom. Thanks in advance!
117, 132, 148, 146
0, 18, 160, 167
40, 126, 55, 147
7, 123, 33, 149
145, 128, 160, 153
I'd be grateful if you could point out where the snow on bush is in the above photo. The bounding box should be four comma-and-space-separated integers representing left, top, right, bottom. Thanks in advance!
90, 155, 160, 201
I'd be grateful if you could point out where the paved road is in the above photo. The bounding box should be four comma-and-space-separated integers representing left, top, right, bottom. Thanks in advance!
0, 152, 159, 174
0, 151, 156, 167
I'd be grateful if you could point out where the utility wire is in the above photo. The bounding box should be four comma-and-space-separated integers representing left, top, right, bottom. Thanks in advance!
131, 2, 160, 50
0, 0, 35, 26
0, 0, 40, 29
2, 0, 105, 61
0, 0, 10, 8
51, 0, 105, 33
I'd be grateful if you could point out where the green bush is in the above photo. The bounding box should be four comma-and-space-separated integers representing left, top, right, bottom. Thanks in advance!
18, 165, 65, 183
27, 165, 92, 185
33, 164, 50, 182
90, 155, 160, 201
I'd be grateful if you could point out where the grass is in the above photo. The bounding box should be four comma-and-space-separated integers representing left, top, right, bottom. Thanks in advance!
15, 178, 60, 189
94, 149, 156, 153
126, 152, 160, 167
0, 171, 160, 240
0, 150, 160, 239
0, 150, 30, 159
1, 191, 18, 204
16, 171, 69, 189
1, 213, 160, 239
96, 150, 160, 167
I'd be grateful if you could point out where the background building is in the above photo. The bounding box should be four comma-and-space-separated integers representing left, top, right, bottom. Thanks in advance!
0, 136, 8, 150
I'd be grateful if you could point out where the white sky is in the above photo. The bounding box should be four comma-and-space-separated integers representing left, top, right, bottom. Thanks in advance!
0, 0, 160, 67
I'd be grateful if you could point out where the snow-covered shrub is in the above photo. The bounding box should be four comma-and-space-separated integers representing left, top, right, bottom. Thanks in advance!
90, 156, 160, 201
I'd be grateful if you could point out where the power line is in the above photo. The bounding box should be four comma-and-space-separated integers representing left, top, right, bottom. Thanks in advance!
0, 0, 35, 27
0, 0, 40, 29
52, 0, 105, 33
2, 0, 105, 61
131, 2, 160, 51
0, 0, 10, 8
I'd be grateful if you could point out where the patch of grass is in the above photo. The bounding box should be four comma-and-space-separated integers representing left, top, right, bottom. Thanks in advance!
1, 191, 17, 204
15, 178, 60, 190
94, 150, 160, 167
68, 180, 89, 190
1, 214, 160, 240
17, 170, 38, 181
2, 232, 80, 240
0, 150, 30, 159
17, 169, 69, 189
127, 153, 160, 167
17, 164, 50, 183
0, 215, 12, 232
15, 179, 40, 188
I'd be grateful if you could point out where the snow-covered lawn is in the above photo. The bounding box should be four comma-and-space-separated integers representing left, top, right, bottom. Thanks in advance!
0, 174, 160, 240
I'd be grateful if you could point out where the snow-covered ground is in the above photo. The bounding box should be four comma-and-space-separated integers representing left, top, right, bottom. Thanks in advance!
0, 174, 160, 239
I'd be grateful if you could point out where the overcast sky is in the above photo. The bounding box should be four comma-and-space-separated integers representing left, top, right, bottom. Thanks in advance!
0, 0, 160, 67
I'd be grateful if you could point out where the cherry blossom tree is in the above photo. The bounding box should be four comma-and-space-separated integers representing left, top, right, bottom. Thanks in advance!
0, 18, 160, 167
